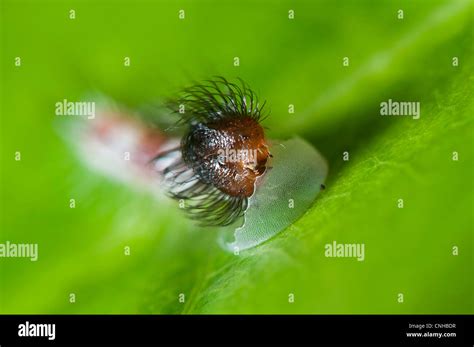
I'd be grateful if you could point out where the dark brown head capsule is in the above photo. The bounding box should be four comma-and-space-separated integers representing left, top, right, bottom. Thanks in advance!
182, 116, 269, 198
155, 77, 270, 226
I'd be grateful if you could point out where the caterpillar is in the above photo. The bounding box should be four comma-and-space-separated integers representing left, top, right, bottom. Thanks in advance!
64, 77, 327, 251
153, 77, 270, 226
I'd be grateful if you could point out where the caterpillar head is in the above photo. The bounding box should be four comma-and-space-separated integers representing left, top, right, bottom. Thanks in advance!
156, 77, 270, 226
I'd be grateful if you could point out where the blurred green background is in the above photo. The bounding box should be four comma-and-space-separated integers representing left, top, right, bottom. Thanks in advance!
0, 0, 472, 313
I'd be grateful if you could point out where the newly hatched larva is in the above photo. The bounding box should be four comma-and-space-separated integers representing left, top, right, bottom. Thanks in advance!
65, 77, 328, 251
153, 77, 270, 226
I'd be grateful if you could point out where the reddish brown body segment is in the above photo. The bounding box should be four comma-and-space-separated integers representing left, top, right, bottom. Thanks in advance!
182, 116, 269, 198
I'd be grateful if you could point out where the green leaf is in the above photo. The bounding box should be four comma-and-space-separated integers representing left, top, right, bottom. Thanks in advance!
1, 0, 472, 314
